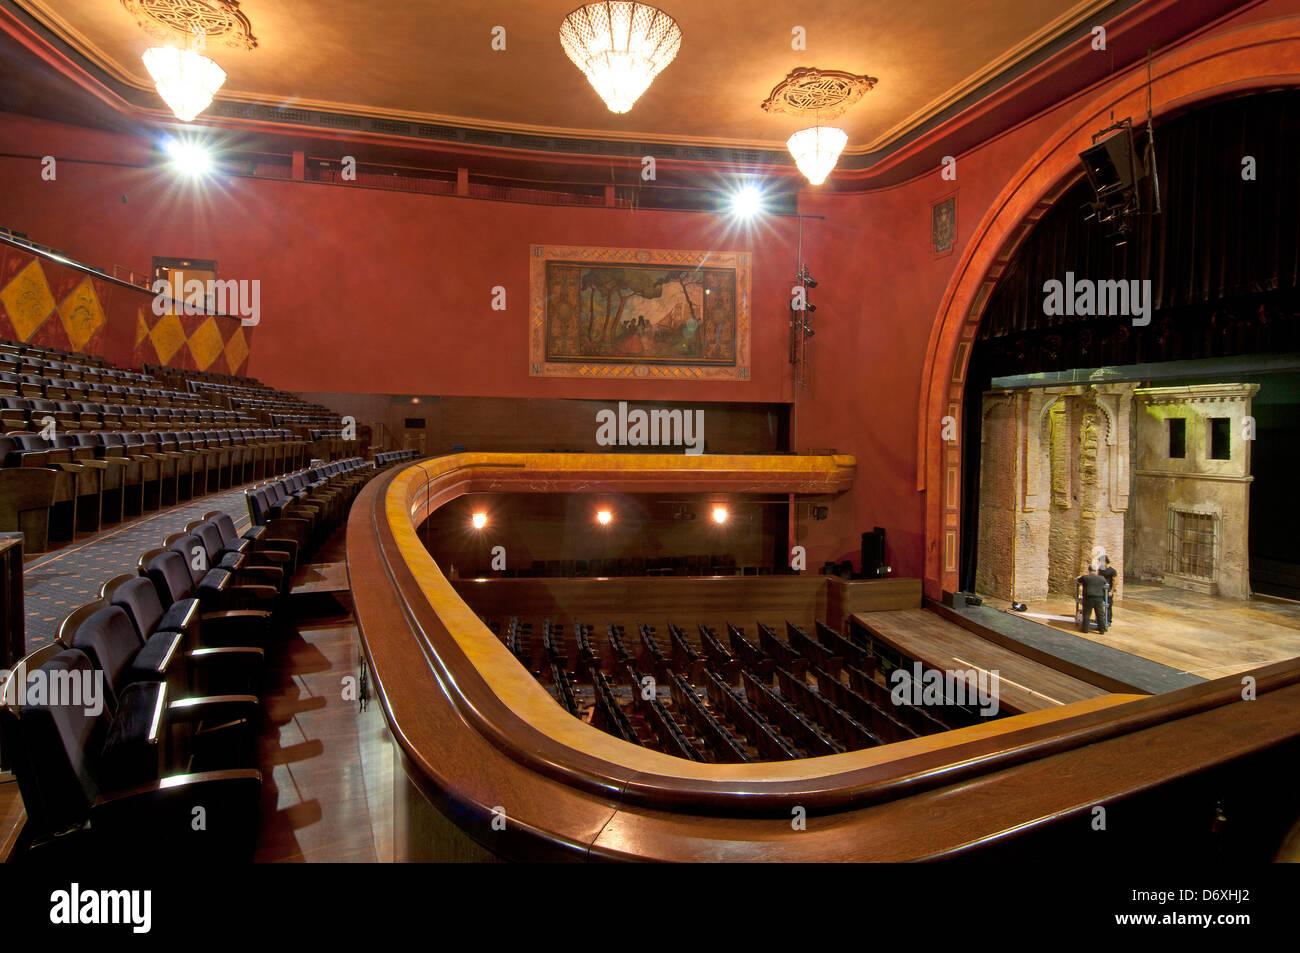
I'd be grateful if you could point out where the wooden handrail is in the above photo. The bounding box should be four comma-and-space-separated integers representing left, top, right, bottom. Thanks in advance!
347, 454, 1300, 860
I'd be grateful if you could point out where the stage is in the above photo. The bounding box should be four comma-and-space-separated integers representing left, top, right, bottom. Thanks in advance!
980, 583, 1300, 679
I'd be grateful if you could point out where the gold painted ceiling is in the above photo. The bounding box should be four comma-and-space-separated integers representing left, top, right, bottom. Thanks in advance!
15, 0, 1114, 154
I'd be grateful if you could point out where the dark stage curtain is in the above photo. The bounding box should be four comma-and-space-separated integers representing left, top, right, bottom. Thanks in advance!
976, 89, 1300, 373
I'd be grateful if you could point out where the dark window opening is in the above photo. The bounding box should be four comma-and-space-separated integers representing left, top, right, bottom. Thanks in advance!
404, 418, 426, 429
1209, 417, 1231, 460
1169, 418, 1186, 458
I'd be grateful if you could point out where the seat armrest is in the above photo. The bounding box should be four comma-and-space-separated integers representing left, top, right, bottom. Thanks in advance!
235, 565, 283, 587
130, 630, 185, 682
156, 597, 201, 636
167, 693, 260, 725
189, 645, 265, 669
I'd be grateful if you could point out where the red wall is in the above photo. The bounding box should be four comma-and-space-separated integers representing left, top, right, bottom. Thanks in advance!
0, 114, 797, 404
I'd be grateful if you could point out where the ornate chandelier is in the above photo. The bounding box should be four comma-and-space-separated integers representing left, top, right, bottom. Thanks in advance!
559, 2, 682, 114
786, 126, 848, 186
142, 46, 227, 122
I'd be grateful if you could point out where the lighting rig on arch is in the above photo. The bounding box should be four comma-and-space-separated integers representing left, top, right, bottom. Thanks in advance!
789, 264, 818, 386
789, 214, 823, 388
1079, 53, 1162, 245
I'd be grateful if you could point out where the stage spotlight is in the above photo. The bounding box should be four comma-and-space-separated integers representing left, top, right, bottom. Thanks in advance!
730, 184, 763, 219
471, 512, 487, 530
711, 506, 728, 524
596, 509, 612, 525
163, 137, 212, 176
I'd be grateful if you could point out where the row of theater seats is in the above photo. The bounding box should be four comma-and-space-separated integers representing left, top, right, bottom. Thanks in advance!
146, 363, 360, 460
374, 449, 419, 467
0, 375, 201, 406
2, 344, 199, 395
0, 428, 307, 552
495, 615, 989, 764
147, 363, 336, 423
142, 362, 253, 388
0, 458, 379, 859
2, 397, 251, 432
0, 340, 111, 367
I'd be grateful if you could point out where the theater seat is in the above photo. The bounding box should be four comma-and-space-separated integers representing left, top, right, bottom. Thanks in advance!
207, 509, 299, 574
63, 603, 259, 760
184, 518, 290, 595
132, 551, 279, 649
0, 440, 58, 553
2, 647, 261, 859
166, 533, 279, 612
3, 432, 101, 540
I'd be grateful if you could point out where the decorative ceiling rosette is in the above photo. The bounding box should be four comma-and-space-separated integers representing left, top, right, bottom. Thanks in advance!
760, 67, 877, 120
121, 0, 257, 50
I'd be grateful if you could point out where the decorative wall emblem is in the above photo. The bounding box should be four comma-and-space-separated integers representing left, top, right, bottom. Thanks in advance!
932, 195, 956, 255
760, 67, 877, 118
121, 0, 257, 50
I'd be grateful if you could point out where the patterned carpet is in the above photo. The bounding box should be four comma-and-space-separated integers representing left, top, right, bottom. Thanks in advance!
21, 485, 255, 652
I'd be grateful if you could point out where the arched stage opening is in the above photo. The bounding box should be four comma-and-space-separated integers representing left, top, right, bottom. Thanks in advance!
923, 30, 1300, 677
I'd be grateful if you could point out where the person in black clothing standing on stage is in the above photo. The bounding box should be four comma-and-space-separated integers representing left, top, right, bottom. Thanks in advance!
1097, 554, 1118, 625
1077, 564, 1109, 635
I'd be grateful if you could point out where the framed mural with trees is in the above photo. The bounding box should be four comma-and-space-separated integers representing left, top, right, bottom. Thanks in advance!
529, 244, 751, 380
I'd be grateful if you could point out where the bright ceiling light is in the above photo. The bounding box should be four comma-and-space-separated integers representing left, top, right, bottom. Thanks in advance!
731, 184, 763, 219
143, 47, 227, 122
787, 126, 848, 186
711, 506, 728, 524
163, 138, 212, 176
596, 509, 613, 525
471, 512, 487, 530
559, 2, 682, 114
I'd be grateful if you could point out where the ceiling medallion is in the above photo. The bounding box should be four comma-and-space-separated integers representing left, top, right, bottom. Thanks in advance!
760, 67, 876, 119
121, 0, 257, 51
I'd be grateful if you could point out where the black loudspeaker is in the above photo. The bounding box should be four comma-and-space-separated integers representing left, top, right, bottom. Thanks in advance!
1081, 126, 1140, 195
861, 527, 886, 578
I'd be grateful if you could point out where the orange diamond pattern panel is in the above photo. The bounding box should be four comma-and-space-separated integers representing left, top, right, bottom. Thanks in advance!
58, 277, 106, 351
187, 316, 224, 371
2, 246, 253, 374
1, 258, 57, 341
149, 312, 186, 364
223, 324, 249, 374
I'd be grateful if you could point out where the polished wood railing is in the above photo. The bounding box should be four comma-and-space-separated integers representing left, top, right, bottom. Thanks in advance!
347, 453, 1300, 861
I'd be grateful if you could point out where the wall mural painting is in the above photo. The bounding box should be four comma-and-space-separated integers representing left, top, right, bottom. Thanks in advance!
529, 245, 751, 381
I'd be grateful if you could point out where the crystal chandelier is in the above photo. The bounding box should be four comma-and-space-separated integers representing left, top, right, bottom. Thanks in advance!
142, 46, 227, 122
786, 126, 848, 186
559, 2, 682, 114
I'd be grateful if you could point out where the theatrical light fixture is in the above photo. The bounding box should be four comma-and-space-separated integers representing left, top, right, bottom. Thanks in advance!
471, 512, 487, 530
786, 126, 848, 186
730, 184, 764, 219
596, 509, 613, 525
162, 137, 212, 176
711, 506, 728, 524
143, 47, 227, 122
1079, 57, 1161, 243
559, 2, 682, 114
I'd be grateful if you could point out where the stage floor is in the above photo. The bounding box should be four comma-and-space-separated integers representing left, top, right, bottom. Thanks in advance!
981, 583, 1300, 679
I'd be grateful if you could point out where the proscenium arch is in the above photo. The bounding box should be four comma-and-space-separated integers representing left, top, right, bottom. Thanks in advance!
917, 17, 1300, 600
